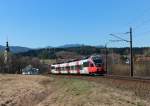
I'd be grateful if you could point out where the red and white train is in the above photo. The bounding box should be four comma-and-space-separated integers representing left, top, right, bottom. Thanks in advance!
49, 55, 106, 75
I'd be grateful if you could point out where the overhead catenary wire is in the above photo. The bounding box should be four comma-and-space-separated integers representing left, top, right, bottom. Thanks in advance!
110, 34, 130, 42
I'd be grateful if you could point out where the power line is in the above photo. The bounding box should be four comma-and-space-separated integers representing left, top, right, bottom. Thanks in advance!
109, 28, 134, 77
110, 34, 130, 42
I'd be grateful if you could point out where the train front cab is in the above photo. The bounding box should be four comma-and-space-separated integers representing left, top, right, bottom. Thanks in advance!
87, 56, 106, 75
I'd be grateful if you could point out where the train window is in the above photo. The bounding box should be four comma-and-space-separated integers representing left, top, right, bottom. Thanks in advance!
61, 67, 65, 70
81, 65, 83, 69
66, 66, 70, 70
71, 66, 74, 70
51, 66, 55, 69
56, 67, 59, 71
75, 65, 78, 70
74, 66, 77, 70
74, 65, 82, 70
93, 58, 102, 64
83, 62, 89, 67
90, 63, 94, 67
96, 64, 102, 67
78, 65, 82, 70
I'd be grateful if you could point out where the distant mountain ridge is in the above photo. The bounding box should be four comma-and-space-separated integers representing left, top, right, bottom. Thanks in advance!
0, 45, 31, 53
57, 44, 85, 48
53, 44, 103, 48
0, 44, 104, 53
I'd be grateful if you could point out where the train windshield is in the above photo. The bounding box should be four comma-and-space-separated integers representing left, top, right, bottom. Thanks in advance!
92, 56, 103, 66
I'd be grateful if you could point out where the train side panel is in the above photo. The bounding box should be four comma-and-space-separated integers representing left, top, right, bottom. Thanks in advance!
49, 55, 105, 75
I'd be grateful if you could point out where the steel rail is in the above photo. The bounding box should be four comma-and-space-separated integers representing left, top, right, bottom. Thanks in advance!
48, 74, 150, 83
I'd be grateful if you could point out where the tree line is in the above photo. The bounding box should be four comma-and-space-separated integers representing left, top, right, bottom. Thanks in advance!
0, 53, 48, 74
17, 46, 150, 59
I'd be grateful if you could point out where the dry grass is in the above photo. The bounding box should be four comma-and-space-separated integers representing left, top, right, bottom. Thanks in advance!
108, 63, 150, 77
134, 63, 150, 76
40, 59, 56, 64
108, 64, 130, 76
0, 74, 53, 106
95, 77, 150, 101
0, 74, 149, 106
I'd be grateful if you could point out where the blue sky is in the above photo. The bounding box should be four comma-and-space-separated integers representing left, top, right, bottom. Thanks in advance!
0, 0, 150, 48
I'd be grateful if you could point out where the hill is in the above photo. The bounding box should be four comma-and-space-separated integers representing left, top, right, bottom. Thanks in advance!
17, 45, 150, 59
17, 46, 101, 59
57, 44, 85, 48
0, 45, 31, 53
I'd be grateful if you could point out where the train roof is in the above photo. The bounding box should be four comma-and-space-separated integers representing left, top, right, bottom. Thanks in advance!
51, 54, 102, 66
52, 59, 88, 66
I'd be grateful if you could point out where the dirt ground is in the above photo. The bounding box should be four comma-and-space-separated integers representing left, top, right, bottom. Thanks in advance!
0, 74, 149, 106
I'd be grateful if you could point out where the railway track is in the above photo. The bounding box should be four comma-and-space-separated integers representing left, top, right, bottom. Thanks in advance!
48, 74, 150, 83
104, 75, 150, 82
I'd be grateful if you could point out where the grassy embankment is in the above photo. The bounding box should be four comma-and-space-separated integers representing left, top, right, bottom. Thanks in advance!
0, 74, 149, 106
